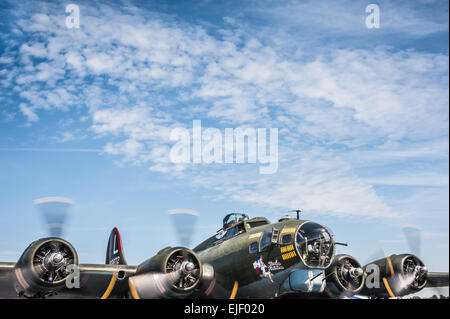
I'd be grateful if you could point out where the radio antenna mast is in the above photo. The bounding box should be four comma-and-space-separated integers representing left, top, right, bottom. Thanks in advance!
280, 209, 302, 220
286, 209, 302, 219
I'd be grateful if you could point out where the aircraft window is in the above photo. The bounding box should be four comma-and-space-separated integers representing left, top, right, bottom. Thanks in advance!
247, 221, 269, 228
259, 231, 272, 252
281, 234, 292, 244
215, 229, 227, 240
227, 226, 237, 239
223, 213, 249, 229
225, 224, 246, 240
249, 242, 258, 253
295, 222, 335, 268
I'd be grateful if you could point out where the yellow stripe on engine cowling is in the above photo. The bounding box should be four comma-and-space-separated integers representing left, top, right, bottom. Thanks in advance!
229, 281, 239, 299
128, 278, 141, 299
386, 256, 395, 277
101, 272, 118, 299
382, 277, 396, 298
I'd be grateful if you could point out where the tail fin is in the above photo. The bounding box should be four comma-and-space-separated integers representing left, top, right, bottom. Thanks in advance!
106, 227, 127, 265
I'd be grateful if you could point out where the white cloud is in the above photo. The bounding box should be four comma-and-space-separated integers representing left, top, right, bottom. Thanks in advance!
20, 43, 47, 58
364, 172, 449, 187
104, 139, 144, 160
250, 0, 448, 36
18, 103, 38, 122
56, 132, 76, 143
287, 49, 449, 141
1, 110, 15, 122
0, 56, 14, 64
23, 13, 52, 32
189, 151, 394, 218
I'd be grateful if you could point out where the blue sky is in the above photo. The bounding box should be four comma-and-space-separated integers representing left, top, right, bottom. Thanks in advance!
0, 0, 448, 295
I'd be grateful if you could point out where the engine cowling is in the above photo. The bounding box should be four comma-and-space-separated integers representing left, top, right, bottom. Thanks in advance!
130, 247, 203, 298
362, 254, 427, 298
14, 237, 78, 298
325, 254, 366, 298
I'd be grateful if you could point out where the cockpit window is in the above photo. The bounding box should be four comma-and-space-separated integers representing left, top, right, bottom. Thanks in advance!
259, 231, 272, 252
295, 222, 335, 268
227, 226, 237, 239
223, 213, 249, 229
226, 223, 246, 240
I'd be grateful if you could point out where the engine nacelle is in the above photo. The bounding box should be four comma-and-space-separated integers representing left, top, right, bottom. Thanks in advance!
14, 237, 78, 298
362, 254, 427, 298
325, 254, 366, 298
132, 246, 203, 297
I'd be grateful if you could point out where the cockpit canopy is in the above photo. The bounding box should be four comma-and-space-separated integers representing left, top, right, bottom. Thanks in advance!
222, 213, 249, 230
295, 222, 335, 268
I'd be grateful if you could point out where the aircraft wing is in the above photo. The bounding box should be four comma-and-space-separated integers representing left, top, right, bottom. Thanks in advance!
0, 262, 17, 298
58, 264, 138, 298
426, 272, 449, 288
0, 262, 137, 298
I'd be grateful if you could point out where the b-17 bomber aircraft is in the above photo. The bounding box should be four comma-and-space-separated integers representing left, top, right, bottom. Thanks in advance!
0, 211, 448, 299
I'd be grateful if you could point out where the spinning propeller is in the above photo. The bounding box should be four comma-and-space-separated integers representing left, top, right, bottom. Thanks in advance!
34, 197, 73, 238
402, 225, 421, 257
168, 209, 199, 247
